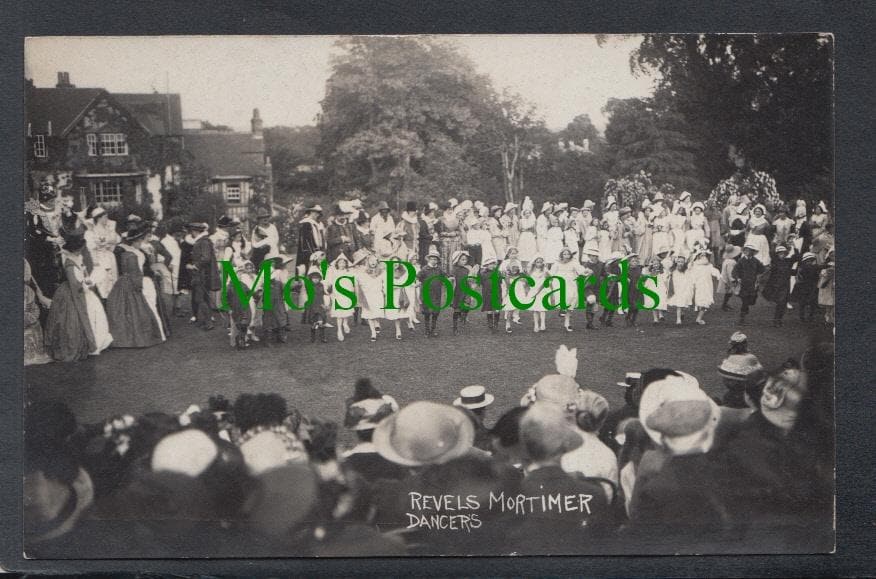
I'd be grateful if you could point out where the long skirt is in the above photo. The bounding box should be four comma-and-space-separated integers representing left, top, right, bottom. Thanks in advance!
106, 276, 165, 348
90, 248, 119, 299
24, 300, 52, 366
439, 236, 462, 275
44, 282, 96, 362
517, 231, 537, 264
84, 288, 113, 354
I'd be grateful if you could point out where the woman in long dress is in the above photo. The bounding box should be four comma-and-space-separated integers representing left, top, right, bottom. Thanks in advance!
83, 207, 120, 299
24, 259, 53, 366
106, 225, 167, 348
745, 204, 772, 267
516, 208, 538, 269
435, 207, 463, 276
45, 235, 113, 361
635, 205, 654, 264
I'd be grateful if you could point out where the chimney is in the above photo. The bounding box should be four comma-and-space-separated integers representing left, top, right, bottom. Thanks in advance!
56, 72, 74, 89
251, 108, 263, 138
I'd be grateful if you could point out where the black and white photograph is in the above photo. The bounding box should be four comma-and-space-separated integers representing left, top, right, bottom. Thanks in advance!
22, 33, 835, 558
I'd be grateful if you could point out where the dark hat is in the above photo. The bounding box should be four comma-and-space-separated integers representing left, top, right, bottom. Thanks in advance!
186, 222, 209, 232
256, 207, 272, 219
217, 215, 240, 228
375, 201, 390, 212
124, 223, 150, 242
405, 201, 417, 212
62, 234, 86, 252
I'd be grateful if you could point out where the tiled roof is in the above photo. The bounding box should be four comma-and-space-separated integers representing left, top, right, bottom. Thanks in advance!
114, 93, 183, 136
183, 131, 268, 178
26, 87, 103, 135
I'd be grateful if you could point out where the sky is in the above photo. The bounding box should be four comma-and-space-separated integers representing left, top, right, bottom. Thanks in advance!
25, 35, 655, 133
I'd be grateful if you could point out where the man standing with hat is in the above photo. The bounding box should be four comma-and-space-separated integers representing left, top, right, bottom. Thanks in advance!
251, 207, 279, 267
369, 201, 395, 251
187, 222, 221, 331
326, 205, 356, 262
453, 385, 495, 452
295, 204, 325, 269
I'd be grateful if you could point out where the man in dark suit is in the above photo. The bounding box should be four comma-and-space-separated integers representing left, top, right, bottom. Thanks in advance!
187, 222, 220, 331
295, 205, 325, 268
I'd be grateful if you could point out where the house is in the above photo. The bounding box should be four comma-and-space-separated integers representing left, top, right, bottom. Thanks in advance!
25, 72, 184, 219
182, 109, 274, 221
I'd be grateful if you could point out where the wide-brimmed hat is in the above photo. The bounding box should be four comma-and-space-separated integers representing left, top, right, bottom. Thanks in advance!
503, 202, 518, 213
187, 221, 209, 232
521, 374, 580, 408
743, 242, 759, 252
619, 206, 632, 216
453, 385, 495, 410
372, 401, 475, 467
425, 247, 441, 260
88, 206, 107, 221
351, 248, 371, 266
123, 224, 150, 242
540, 201, 553, 214
679, 191, 692, 201
151, 429, 218, 478
723, 245, 742, 259
581, 245, 601, 257
719, 353, 765, 382
605, 251, 625, 264
345, 395, 399, 431
582, 199, 596, 210
481, 256, 498, 267
304, 204, 323, 214
217, 215, 240, 228
375, 201, 390, 212
691, 201, 705, 211
775, 245, 789, 254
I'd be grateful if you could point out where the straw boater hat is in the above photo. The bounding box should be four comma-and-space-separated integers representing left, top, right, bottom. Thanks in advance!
723, 245, 742, 259
372, 401, 475, 467
351, 248, 371, 266
453, 385, 495, 410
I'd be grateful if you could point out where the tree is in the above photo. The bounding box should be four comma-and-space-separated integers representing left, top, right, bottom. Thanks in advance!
634, 34, 833, 200
603, 97, 708, 195
318, 36, 496, 207
264, 125, 326, 203
161, 154, 226, 225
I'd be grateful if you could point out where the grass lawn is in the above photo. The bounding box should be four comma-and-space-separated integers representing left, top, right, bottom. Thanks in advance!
25, 300, 830, 448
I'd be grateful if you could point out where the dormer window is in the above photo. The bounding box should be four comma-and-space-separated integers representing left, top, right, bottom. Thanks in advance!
33, 135, 47, 158
98, 133, 128, 156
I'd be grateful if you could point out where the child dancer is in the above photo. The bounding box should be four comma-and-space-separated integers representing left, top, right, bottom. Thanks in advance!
689, 249, 721, 325
385, 259, 417, 340
502, 258, 526, 333
643, 257, 668, 324
261, 253, 290, 344
450, 250, 475, 336
549, 248, 582, 332
625, 252, 643, 327
528, 255, 549, 332
227, 260, 255, 349
418, 248, 444, 337
599, 253, 622, 327
502, 246, 523, 325
304, 266, 329, 343
667, 253, 693, 325
718, 245, 741, 311
478, 256, 502, 333
579, 243, 604, 330
327, 253, 355, 342
357, 255, 386, 342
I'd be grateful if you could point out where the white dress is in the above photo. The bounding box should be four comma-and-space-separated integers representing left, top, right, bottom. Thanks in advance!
327, 266, 356, 318
745, 218, 772, 267
84, 221, 120, 299
689, 262, 721, 309
535, 214, 550, 254
543, 227, 565, 264
528, 268, 550, 312
549, 260, 583, 309
503, 274, 531, 312
517, 216, 538, 263
357, 269, 386, 320
667, 268, 693, 308
384, 273, 415, 321
160, 235, 181, 293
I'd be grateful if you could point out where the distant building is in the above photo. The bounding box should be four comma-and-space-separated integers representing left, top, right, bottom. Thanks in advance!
182, 108, 273, 221
25, 72, 183, 219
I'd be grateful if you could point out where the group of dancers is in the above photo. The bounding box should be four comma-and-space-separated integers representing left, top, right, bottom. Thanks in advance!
24, 183, 836, 360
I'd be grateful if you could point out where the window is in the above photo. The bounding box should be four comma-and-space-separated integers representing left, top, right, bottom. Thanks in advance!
225, 183, 241, 203
33, 135, 47, 158
90, 180, 123, 206
99, 133, 128, 156
86, 133, 98, 156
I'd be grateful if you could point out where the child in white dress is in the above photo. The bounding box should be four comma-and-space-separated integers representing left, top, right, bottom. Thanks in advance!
689, 249, 722, 325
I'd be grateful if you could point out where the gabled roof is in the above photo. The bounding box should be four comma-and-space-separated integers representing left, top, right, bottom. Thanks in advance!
26, 87, 104, 136
114, 93, 183, 136
183, 131, 268, 178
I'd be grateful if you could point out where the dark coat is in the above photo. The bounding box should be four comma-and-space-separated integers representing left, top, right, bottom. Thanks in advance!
296, 221, 323, 267
191, 236, 221, 291
417, 265, 445, 313
732, 255, 765, 305
761, 254, 796, 303
326, 221, 355, 262
478, 267, 502, 311
791, 259, 820, 305
177, 238, 194, 291
417, 217, 434, 265
25, 212, 63, 298
627, 264, 644, 309
451, 264, 476, 311
106, 248, 165, 348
